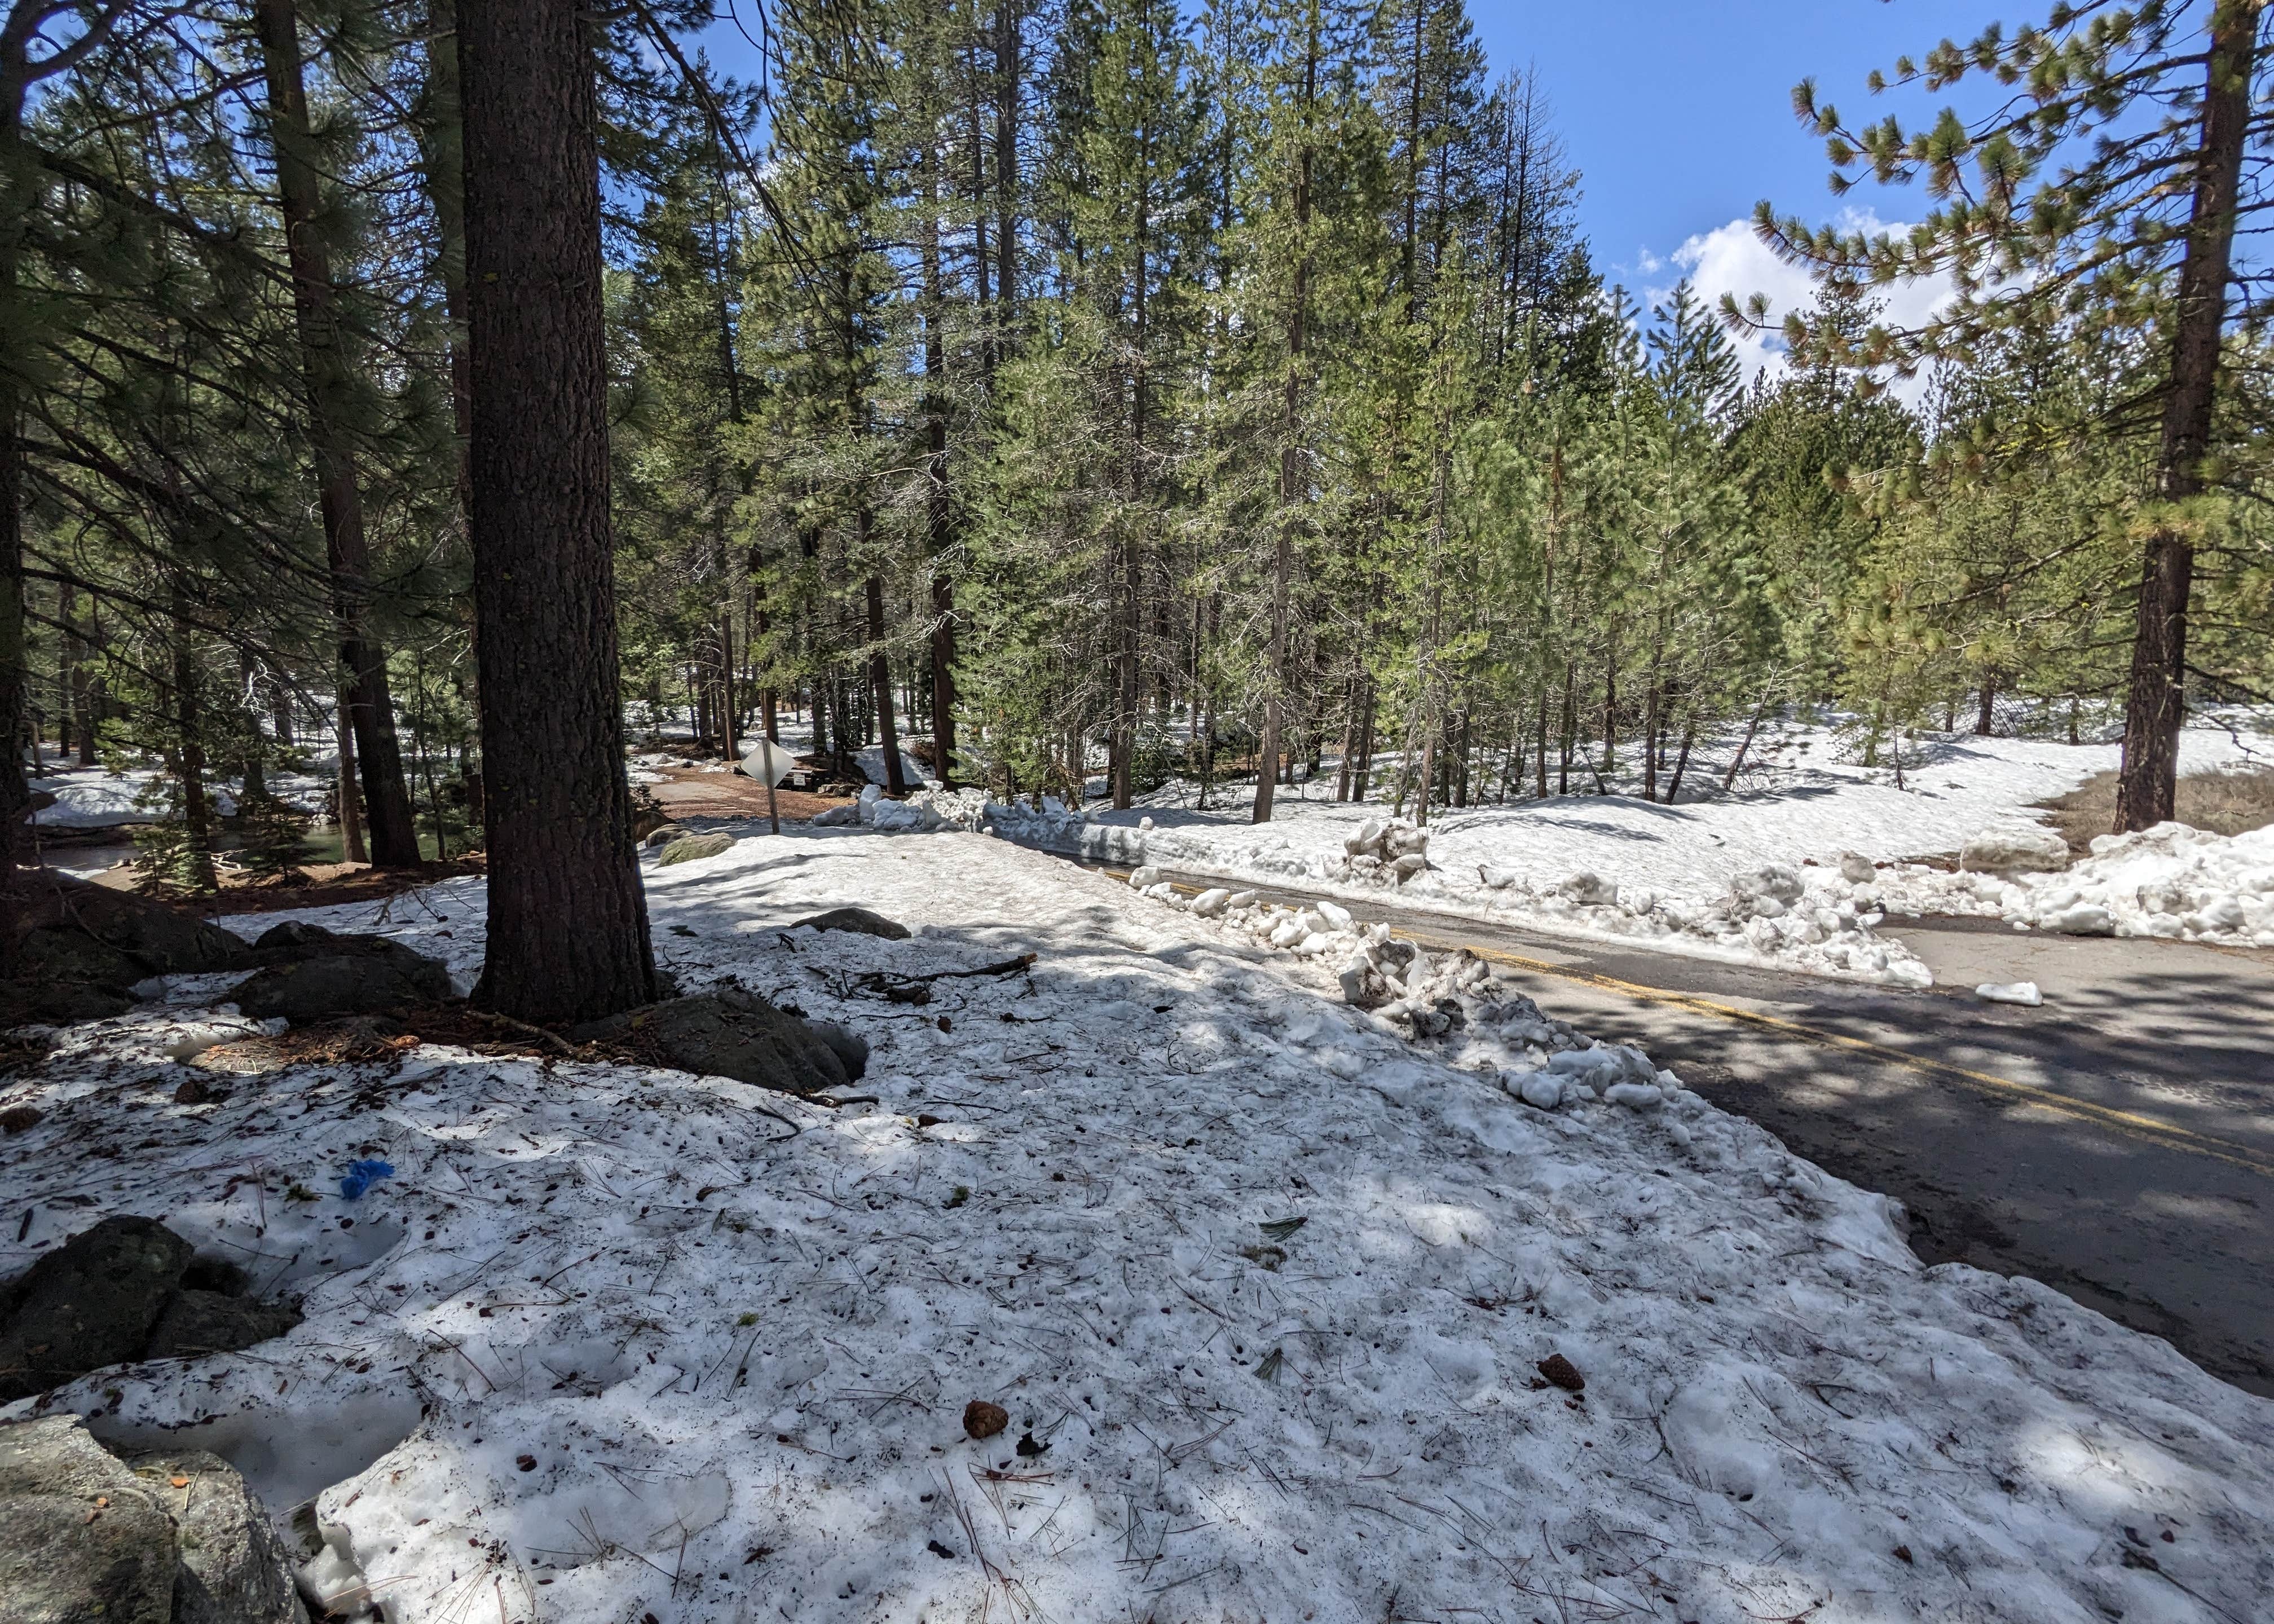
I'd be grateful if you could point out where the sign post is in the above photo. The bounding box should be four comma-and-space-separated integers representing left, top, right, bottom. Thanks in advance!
741, 737, 786, 836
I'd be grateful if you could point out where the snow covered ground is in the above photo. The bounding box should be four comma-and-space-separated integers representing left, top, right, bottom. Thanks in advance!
917, 721, 2272, 984
5, 828, 2272, 1623
28, 762, 334, 829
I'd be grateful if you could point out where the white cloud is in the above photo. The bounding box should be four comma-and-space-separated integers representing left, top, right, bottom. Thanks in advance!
1648, 209, 1958, 407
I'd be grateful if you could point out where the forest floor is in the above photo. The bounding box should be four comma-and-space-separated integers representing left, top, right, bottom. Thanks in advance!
4, 825, 2272, 1623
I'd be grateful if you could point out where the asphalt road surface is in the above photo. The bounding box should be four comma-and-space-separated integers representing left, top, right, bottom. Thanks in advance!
1121, 864, 2274, 1397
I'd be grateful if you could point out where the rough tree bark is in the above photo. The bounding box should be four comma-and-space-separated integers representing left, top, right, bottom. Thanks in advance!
2117, 5, 2255, 832
457, 0, 655, 1021
254, 0, 423, 865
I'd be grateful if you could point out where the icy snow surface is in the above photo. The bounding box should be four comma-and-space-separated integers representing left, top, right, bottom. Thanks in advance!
3, 829, 2272, 1623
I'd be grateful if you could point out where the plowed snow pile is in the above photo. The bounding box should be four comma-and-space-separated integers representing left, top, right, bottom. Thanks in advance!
917, 722, 2267, 985
3, 829, 2270, 1624
1882, 821, 2274, 947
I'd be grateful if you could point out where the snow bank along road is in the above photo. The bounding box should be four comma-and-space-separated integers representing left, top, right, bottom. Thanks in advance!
6, 828, 2274, 1623
1119, 860, 2274, 1398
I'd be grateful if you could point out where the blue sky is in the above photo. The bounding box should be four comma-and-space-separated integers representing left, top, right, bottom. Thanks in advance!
1479, 1, 1998, 283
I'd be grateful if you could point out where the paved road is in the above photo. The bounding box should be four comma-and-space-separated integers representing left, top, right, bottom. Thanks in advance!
1127, 866, 2274, 1396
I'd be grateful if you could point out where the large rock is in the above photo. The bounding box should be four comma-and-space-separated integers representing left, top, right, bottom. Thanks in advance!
15, 926, 147, 988
657, 832, 736, 866
1959, 825, 2071, 874
229, 928, 451, 1022
16, 880, 253, 978
127, 1449, 309, 1624
787, 907, 910, 941
142, 1291, 301, 1362
572, 986, 853, 1096
0, 976, 135, 1026
0, 1219, 303, 1404
0, 1216, 192, 1403
0, 1416, 178, 1624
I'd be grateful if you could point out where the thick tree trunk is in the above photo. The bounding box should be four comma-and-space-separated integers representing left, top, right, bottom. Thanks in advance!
2117, 6, 2255, 833
1975, 676, 1997, 736
254, 0, 422, 866
863, 570, 906, 795
457, 0, 654, 1021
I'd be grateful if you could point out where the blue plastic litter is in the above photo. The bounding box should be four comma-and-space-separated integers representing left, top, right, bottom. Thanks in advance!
339, 1158, 395, 1201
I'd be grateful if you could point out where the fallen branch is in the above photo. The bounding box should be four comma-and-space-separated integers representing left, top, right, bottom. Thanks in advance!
466, 1010, 579, 1058
853, 952, 1036, 1000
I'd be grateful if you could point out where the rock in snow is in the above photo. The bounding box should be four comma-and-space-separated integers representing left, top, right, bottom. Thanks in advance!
656, 831, 738, 866
0, 1416, 305, 1624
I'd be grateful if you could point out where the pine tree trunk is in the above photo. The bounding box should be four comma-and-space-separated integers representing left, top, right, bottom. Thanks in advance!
457, 0, 655, 1022
239, 648, 267, 800
1665, 709, 1697, 803
994, 0, 1019, 336
1255, 14, 1317, 826
2117, 6, 2254, 833
0, 83, 32, 951
72, 597, 98, 767
1642, 671, 1661, 803
1558, 661, 1575, 794
334, 688, 367, 862
1975, 675, 1996, 736
254, 0, 422, 866
864, 570, 906, 795
166, 602, 217, 893
920, 154, 958, 785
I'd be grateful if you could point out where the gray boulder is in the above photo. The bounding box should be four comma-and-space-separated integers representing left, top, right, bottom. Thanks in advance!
656, 832, 736, 866
0, 1416, 178, 1624
642, 823, 687, 849
127, 1449, 309, 1624
229, 930, 451, 1022
0, 1216, 192, 1403
17, 881, 253, 978
0, 974, 135, 1025
573, 986, 853, 1096
143, 1292, 301, 1363
809, 1020, 870, 1083
787, 907, 910, 941
0, 1218, 303, 1404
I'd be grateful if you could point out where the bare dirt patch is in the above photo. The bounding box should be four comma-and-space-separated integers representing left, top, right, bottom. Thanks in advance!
647, 762, 853, 823
2036, 765, 2274, 852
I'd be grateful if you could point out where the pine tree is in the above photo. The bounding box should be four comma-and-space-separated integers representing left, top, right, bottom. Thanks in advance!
1749, 1, 2269, 829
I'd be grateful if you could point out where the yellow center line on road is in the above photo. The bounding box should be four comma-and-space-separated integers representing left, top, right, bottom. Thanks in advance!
1111, 866, 2274, 1179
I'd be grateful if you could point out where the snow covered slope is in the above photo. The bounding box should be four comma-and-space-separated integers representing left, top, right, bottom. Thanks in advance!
3, 829, 2270, 1624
